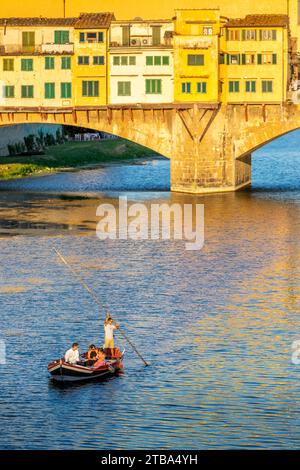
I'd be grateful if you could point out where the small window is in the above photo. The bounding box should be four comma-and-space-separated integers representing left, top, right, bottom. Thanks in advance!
162, 56, 169, 65
3, 85, 14, 98
118, 81, 131, 96
93, 56, 105, 65
3, 58, 14, 71
78, 56, 89, 65
61, 57, 71, 69
113, 56, 120, 66
21, 58, 33, 71
61, 82, 72, 98
45, 82, 55, 99
154, 56, 161, 66
197, 82, 207, 94
82, 80, 99, 97
187, 54, 204, 66
55, 30, 70, 44
121, 56, 128, 66
145, 79, 162, 94
182, 82, 191, 94
45, 57, 55, 70
79, 32, 85, 43
146, 56, 153, 66
21, 85, 34, 98
129, 56, 136, 65
262, 80, 273, 92
245, 80, 256, 92
229, 80, 239, 92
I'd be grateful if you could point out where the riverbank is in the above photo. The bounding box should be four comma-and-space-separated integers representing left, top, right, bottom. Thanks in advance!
0, 139, 159, 180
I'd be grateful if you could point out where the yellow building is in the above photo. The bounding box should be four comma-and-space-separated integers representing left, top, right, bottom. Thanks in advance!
221, 15, 290, 103
0, 13, 114, 109
173, 9, 224, 103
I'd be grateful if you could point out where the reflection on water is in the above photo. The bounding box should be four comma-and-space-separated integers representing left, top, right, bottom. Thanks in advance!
0, 141, 300, 449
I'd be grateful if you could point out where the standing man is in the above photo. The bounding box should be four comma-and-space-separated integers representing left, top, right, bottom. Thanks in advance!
104, 318, 119, 355
64, 342, 80, 364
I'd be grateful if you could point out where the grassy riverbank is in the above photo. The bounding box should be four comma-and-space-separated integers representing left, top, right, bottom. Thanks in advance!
0, 139, 159, 180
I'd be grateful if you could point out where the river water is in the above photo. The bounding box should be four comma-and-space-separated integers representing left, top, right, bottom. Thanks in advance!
0, 132, 300, 450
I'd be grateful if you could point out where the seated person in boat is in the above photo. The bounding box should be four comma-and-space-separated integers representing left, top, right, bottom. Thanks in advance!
64, 343, 79, 365
86, 344, 98, 366
104, 318, 119, 355
92, 348, 107, 369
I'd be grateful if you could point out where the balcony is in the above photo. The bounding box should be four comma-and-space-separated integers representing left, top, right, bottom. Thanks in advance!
110, 34, 173, 49
41, 43, 74, 55
0, 43, 74, 56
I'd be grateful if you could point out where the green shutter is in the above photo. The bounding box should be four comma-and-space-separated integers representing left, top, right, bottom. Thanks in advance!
226, 29, 229, 40
162, 56, 169, 65
242, 30, 246, 41
146, 79, 150, 94
45, 57, 54, 69
79, 32, 85, 42
226, 54, 230, 65
98, 32, 103, 42
259, 30, 262, 41
154, 56, 161, 66
246, 81, 250, 92
257, 54, 262, 64
272, 30, 277, 40
61, 82, 71, 98
45, 83, 55, 99
62, 57, 71, 69
272, 53, 277, 64
157, 80, 161, 93
21, 59, 33, 71
237, 54, 241, 65
146, 56, 153, 66
241, 54, 246, 65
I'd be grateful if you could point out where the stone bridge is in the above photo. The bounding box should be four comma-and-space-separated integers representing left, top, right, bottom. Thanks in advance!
0, 102, 299, 194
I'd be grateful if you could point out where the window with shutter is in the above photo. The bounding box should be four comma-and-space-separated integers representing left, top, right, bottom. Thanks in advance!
61, 82, 71, 98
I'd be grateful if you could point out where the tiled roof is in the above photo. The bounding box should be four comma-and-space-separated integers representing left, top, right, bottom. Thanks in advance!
0, 12, 115, 28
226, 14, 289, 28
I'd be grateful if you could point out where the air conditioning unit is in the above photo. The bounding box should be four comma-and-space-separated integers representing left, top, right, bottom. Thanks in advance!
130, 38, 141, 46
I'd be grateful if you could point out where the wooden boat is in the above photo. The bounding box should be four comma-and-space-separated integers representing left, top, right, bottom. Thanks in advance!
48, 348, 125, 383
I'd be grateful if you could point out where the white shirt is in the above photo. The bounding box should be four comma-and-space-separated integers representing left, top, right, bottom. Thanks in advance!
65, 348, 79, 364
104, 324, 116, 340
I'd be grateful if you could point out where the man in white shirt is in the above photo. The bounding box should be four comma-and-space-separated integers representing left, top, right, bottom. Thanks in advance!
104, 318, 119, 354
65, 343, 80, 364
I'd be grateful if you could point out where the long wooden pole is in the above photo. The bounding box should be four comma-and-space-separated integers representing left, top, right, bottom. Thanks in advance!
53, 246, 149, 366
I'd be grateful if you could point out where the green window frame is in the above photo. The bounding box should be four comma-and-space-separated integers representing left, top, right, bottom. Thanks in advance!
162, 56, 170, 65
21, 58, 33, 71
61, 57, 71, 69
54, 30, 70, 45
146, 56, 153, 66
197, 82, 207, 94
154, 56, 161, 66
181, 82, 191, 94
145, 79, 162, 94
61, 82, 72, 99
117, 81, 131, 96
93, 56, 105, 65
45, 57, 55, 70
79, 32, 85, 43
245, 80, 256, 92
21, 85, 34, 98
3, 58, 14, 71
229, 80, 239, 93
262, 80, 273, 93
45, 82, 55, 99
82, 80, 99, 97
187, 54, 204, 66
3, 85, 14, 98
78, 56, 89, 65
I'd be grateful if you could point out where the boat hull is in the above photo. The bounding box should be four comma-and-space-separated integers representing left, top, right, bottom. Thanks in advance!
48, 354, 124, 383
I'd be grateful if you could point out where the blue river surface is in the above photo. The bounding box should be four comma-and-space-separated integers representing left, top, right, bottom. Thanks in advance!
0, 131, 300, 449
